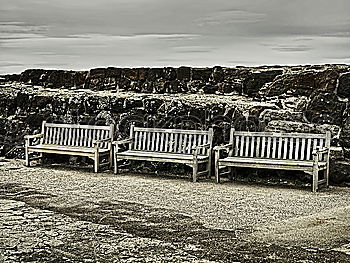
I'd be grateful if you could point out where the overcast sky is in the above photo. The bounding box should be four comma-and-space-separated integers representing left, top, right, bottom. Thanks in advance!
0, 0, 350, 74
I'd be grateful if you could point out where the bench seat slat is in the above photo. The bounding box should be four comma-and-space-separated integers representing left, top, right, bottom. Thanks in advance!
116, 150, 209, 162
219, 157, 327, 168
234, 131, 328, 139
28, 144, 110, 153
133, 127, 209, 135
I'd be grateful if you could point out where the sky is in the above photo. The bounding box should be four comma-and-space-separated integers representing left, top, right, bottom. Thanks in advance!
0, 0, 350, 74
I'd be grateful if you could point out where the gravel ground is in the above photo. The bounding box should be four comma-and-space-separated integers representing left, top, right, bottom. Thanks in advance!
1, 158, 350, 262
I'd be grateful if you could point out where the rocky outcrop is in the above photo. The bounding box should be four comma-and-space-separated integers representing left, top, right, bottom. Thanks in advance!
1, 64, 350, 184
338, 72, 350, 98
260, 69, 341, 97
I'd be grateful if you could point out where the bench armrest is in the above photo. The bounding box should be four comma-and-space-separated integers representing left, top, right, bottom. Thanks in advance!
191, 143, 211, 155
213, 144, 233, 151
24, 134, 44, 140
312, 147, 329, 156
24, 134, 44, 146
93, 137, 113, 145
191, 143, 210, 150
112, 138, 133, 145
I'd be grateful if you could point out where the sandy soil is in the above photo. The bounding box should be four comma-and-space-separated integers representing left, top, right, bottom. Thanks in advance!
1, 158, 350, 262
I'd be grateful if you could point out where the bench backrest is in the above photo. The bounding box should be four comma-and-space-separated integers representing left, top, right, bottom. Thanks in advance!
229, 129, 331, 161
129, 125, 213, 156
41, 122, 114, 149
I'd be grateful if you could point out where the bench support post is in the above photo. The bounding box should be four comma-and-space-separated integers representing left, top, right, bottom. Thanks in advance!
228, 167, 236, 181
192, 157, 198, 182
94, 150, 99, 173
312, 153, 319, 192
114, 155, 118, 174
25, 139, 30, 167
215, 150, 220, 183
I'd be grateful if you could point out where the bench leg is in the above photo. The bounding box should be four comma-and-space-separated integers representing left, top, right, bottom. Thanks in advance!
114, 154, 118, 174
25, 148, 30, 167
214, 151, 220, 184
312, 167, 319, 193
207, 156, 212, 179
325, 165, 330, 188
192, 159, 198, 183
228, 167, 236, 182
94, 152, 99, 173
109, 150, 113, 169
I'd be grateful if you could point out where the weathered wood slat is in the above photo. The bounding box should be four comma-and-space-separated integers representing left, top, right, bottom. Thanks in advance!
289, 137, 294, 159
240, 136, 245, 157
261, 136, 266, 158
169, 133, 174, 152
300, 138, 306, 160
45, 123, 110, 130
133, 127, 209, 135
52, 127, 58, 145
141, 131, 146, 150
255, 136, 260, 158
312, 138, 317, 159
160, 132, 165, 152
277, 137, 283, 159
155, 132, 160, 152
60, 127, 65, 145
164, 132, 169, 152
266, 137, 271, 158
68, 127, 72, 146
234, 136, 240, 156
250, 136, 255, 157
133, 131, 138, 150
192, 134, 197, 153
46, 127, 51, 144
244, 136, 250, 157
272, 137, 277, 158
319, 139, 325, 161
306, 138, 312, 160
71, 128, 76, 146
146, 131, 151, 151
188, 134, 193, 154
198, 134, 204, 155
92, 129, 97, 148
178, 133, 183, 153
234, 131, 328, 139
136, 131, 141, 150
283, 138, 288, 159
295, 138, 300, 160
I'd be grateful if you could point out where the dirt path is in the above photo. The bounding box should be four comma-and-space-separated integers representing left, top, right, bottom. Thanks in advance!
1, 159, 350, 262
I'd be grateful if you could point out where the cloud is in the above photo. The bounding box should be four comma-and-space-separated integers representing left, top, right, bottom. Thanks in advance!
0, 22, 49, 40
271, 44, 312, 52
67, 33, 200, 41
196, 9, 266, 26
0, 61, 25, 67
321, 32, 350, 38
172, 46, 214, 53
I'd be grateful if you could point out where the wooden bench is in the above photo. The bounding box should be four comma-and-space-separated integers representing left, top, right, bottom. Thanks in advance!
25, 121, 114, 172
113, 125, 213, 182
214, 129, 331, 192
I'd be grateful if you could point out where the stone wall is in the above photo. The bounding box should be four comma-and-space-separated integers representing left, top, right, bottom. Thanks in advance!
1, 64, 350, 184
